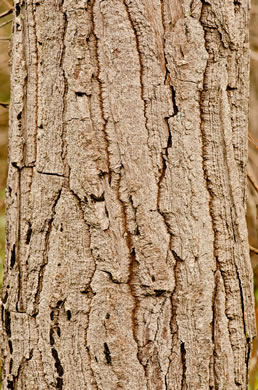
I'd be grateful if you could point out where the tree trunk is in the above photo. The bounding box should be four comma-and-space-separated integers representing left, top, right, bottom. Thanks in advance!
0, 0, 256, 389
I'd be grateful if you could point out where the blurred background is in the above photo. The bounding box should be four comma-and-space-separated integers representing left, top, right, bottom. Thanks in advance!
0, 0, 257, 388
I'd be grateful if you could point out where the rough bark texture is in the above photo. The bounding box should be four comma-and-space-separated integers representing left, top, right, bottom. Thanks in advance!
0, 0, 256, 389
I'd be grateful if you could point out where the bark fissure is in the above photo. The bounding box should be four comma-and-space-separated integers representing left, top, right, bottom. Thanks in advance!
180, 342, 187, 388
67, 175, 99, 388
92, 2, 112, 183
36, 171, 66, 178
60, 2, 68, 164
103, 342, 112, 366
199, 1, 255, 387
123, 1, 149, 143
160, 3, 174, 160
51, 347, 64, 386
33, 188, 62, 314
30, 0, 39, 164
116, 170, 147, 377
16, 169, 22, 312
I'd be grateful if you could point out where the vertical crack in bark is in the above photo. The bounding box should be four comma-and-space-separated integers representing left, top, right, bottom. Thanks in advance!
60, 1, 68, 164
25, 221, 32, 245
20, 3, 27, 168
170, 86, 179, 116
123, 1, 149, 142
210, 269, 217, 389
5, 345, 34, 388
245, 336, 252, 386
160, 0, 178, 110
157, 1, 179, 236
30, 0, 39, 164
117, 173, 137, 335
198, 29, 231, 390
160, 0, 169, 84
199, 73, 221, 387
94, 86, 111, 182
199, 2, 253, 386
103, 342, 112, 365
160, 0, 178, 156
59, 5, 100, 386
34, 189, 62, 314
180, 341, 186, 388
115, 169, 149, 381
10, 244, 16, 269
17, 168, 22, 311
87, 70, 109, 180
157, 155, 167, 213
92, 1, 111, 183
235, 262, 252, 386
67, 168, 98, 388
15, 2, 27, 170
51, 347, 64, 389
68, 176, 98, 386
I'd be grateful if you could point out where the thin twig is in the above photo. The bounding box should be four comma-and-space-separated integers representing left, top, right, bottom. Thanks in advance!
0, 37, 11, 41
248, 171, 258, 194
249, 130, 258, 143
250, 246, 258, 255
0, 19, 12, 29
248, 131, 258, 149
0, 8, 13, 19
0, 102, 9, 108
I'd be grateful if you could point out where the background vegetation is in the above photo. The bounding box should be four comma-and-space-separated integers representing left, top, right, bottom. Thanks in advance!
0, 0, 257, 388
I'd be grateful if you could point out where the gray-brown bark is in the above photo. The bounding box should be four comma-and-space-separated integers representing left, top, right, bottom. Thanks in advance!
0, 0, 256, 389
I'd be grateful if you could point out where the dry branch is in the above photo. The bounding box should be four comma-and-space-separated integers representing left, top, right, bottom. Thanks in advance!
0, 19, 12, 29
0, 8, 13, 19
248, 171, 258, 195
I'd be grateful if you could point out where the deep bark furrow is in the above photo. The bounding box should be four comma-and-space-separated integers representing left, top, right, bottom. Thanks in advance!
62, 6, 101, 387
92, 0, 118, 183
116, 169, 149, 380
33, 188, 62, 313
28, 0, 39, 165
91, 9, 111, 180
60, 3, 68, 164
123, 1, 149, 142
199, 2, 255, 388
16, 169, 21, 312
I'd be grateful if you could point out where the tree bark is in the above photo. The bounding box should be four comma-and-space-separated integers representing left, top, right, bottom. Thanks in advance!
0, 0, 256, 389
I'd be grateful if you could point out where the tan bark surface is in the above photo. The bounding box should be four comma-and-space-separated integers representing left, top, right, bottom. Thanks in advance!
0, 0, 256, 389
